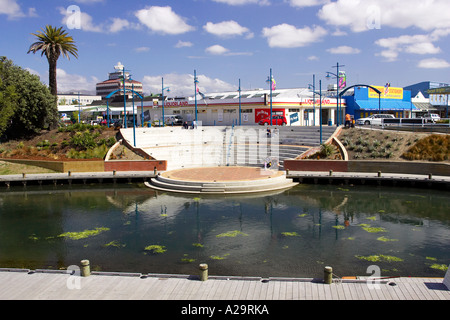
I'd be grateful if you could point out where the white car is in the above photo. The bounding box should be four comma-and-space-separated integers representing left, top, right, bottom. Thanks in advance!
423, 113, 441, 123
356, 114, 395, 126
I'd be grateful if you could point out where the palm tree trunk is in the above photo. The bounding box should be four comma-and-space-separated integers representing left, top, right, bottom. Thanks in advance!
48, 57, 58, 96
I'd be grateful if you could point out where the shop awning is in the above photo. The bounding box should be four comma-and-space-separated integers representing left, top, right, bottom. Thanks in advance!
355, 100, 416, 111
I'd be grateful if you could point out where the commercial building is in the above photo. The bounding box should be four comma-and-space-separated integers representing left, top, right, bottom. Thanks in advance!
57, 93, 102, 106
427, 86, 450, 117
96, 62, 143, 99
343, 85, 415, 119
128, 87, 345, 127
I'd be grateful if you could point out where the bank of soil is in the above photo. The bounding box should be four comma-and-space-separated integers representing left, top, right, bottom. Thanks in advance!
0, 127, 144, 174
338, 127, 449, 162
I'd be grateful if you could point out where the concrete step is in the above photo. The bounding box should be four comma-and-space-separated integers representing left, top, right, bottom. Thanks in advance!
146, 173, 298, 194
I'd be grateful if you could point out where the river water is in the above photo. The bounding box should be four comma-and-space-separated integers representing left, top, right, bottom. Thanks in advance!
0, 183, 448, 279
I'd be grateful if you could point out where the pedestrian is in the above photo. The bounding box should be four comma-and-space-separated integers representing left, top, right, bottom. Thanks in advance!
345, 114, 351, 128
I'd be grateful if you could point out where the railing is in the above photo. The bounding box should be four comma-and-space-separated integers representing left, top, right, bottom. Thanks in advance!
356, 118, 450, 133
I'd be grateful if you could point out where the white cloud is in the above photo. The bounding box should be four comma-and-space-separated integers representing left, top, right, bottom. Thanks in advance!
288, 0, 329, 8
212, 0, 270, 6
142, 73, 236, 97
375, 34, 443, 62
175, 41, 193, 48
59, 7, 103, 32
327, 46, 361, 54
417, 58, 450, 69
135, 6, 194, 35
56, 69, 100, 94
0, 0, 35, 19
204, 44, 253, 56
203, 21, 253, 38
108, 18, 139, 33
318, 0, 450, 33
206, 45, 230, 55
262, 24, 327, 48
134, 47, 150, 53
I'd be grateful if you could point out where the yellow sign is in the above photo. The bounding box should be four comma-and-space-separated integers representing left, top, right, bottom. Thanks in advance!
369, 86, 403, 100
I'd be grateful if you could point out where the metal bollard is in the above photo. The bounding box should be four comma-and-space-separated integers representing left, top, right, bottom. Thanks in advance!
377, 171, 382, 177
199, 263, 208, 281
324, 266, 333, 284
428, 173, 432, 180
81, 260, 90, 277
329, 170, 333, 176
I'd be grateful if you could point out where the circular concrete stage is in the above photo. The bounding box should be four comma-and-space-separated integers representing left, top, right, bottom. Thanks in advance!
145, 167, 298, 194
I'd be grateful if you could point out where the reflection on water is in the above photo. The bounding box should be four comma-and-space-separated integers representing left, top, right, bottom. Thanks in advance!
0, 183, 448, 278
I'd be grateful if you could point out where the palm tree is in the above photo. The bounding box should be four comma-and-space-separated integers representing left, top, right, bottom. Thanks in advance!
28, 25, 78, 96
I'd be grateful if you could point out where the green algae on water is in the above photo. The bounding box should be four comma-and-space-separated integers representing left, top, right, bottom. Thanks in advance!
377, 236, 398, 242
332, 225, 345, 230
430, 264, 448, 271
144, 245, 167, 254
103, 240, 125, 248
355, 254, 403, 262
281, 232, 300, 237
359, 224, 387, 233
58, 227, 110, 240
192, 243, 204, 248
216, 230, 248, 238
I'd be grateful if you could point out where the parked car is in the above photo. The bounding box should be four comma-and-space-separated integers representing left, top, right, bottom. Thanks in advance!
259, 115, 287, 126
164, 115, 184, 126
113, 119, 135, 129
356, 114, 395, 126
422, 113, 441, 123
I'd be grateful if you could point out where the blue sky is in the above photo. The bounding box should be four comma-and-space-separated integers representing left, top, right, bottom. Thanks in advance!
1, 0, 450, 97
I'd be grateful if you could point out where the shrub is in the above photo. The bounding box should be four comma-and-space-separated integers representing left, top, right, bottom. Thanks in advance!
402, 134, 450, 162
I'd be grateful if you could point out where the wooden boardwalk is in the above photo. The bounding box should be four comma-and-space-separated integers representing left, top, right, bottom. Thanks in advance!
0, 270, 448, 301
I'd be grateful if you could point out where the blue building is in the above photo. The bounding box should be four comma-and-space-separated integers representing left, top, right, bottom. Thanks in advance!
404, 81, 449, 98
343, 85, 415, 119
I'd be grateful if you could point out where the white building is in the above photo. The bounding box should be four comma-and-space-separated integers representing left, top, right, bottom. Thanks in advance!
57, 93, 102, 106
126, 87, 344, 127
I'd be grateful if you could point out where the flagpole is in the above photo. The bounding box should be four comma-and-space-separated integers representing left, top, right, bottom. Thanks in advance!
239, 79, 242, 126
270, 68, 273, 125
194, 70, 198, 123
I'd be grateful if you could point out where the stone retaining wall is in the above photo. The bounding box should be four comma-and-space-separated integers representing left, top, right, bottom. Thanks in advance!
284, 159, 450, 176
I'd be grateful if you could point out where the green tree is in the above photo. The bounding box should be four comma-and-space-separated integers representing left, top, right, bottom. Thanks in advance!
0, 57, 57, 138
27, 25, 78, 96
0, 76, 18, 138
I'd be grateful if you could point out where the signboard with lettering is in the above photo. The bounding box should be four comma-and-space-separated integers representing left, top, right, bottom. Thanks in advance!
255, 109, 285, 123
290, 113, 299, 124
369, 86, 403, 100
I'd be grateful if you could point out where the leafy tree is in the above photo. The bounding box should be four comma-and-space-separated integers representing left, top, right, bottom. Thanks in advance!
0, 57, 57, 139
27, 25, 78, 96
0, 75, 18, 138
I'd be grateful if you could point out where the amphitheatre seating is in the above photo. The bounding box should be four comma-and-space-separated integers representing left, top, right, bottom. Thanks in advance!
120, 125, 338, 171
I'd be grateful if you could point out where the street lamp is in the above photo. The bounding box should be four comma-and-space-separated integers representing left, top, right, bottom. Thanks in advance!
129, 76, 137, 147
266, 68, 274, 125
194, 70, 199, 123
326, 62, 345, 126
310, 80, 324, 144
115, 63, 130, 128
308, 75, 316, 126
162, 77, 170, 127
238, 79, 242, 126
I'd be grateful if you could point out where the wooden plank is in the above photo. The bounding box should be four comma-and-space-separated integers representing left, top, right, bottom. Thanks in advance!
1, 271, 449, 300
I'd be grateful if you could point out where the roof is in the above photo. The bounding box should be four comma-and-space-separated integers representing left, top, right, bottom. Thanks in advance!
355, 99, 416, 111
